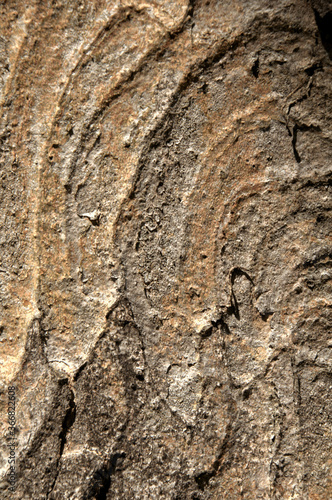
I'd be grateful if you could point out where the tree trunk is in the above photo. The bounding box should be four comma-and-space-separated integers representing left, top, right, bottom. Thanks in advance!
0, 0, 331, 498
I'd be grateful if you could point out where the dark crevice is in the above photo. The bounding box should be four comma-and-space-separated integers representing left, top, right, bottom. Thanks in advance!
230, 267, 254, 286
287, 88, 312, 114
199, 312, 230, 342
291, 125, 301, 163
58, 388, 76, 458
304, 61, 322, 76
84, 452, 126, 500
73, 360, 88, 381
230, 290, 240, 320
260, 312, 274, 322
195, 471, 215, 491
313, 8, 332, 59
200, 325, 214, 339
213, 313, 229, 332
216, 316, 231, 335
228, 268, 254, 320
188, 0, 197, 19
252, 58, 259, 78
47, 387, 76, 499
242, 387, 252, 400
284, 121, 322, 164
285, 121, 292, 137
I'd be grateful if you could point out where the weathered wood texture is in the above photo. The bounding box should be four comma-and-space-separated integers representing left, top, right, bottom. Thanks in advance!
0, 0, 331, 498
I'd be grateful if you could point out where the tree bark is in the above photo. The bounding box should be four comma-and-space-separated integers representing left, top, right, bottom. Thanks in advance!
0, 0, 331, 498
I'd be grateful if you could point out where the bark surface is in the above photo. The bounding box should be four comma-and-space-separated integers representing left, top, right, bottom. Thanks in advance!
0, 0, 331, 498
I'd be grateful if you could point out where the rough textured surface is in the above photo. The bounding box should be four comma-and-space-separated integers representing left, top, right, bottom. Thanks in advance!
0, 0, 331, 498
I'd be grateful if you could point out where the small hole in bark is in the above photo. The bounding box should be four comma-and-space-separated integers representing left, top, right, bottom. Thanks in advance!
306, 280, 315, 290
305, 62, 320, 76
195, 471, 214, 491
260, 312, 273, 322
91, 217, 100, 227
242, 387, 252, 400
252, 58, 259, 78
199, 82, 208, 94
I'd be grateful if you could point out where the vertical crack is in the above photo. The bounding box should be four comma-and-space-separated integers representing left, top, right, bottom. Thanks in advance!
290, 354, 304, 496
47, 385, 76, 499
291, 125, 301, 163
252, 57, 259, 78
313, 8, 332, 60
